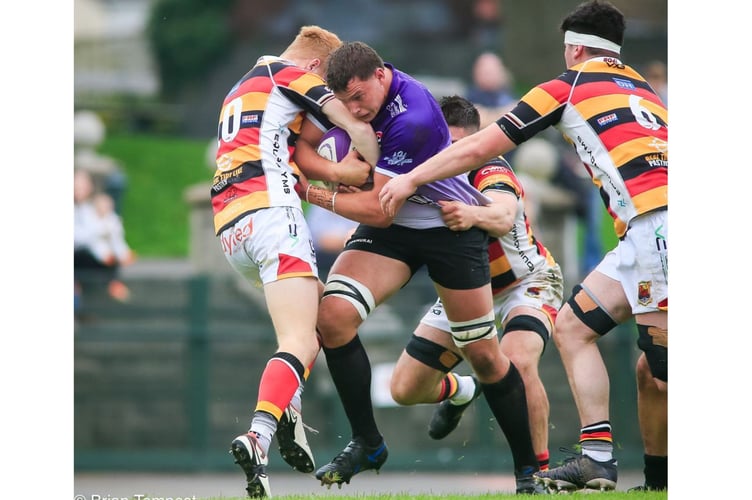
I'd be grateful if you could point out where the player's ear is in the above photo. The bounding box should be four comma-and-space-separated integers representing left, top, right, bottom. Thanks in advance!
307, 58, 321, 72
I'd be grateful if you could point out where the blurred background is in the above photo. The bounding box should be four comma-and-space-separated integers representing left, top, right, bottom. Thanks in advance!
73, 0, 667, 476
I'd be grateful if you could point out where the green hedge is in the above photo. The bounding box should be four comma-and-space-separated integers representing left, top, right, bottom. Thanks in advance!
99, 133, 211, 257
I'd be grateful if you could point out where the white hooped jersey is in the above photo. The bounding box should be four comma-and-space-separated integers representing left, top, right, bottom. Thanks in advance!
468, 157, 558, 296
211, 56, 334, 235
497, 57, 667, 238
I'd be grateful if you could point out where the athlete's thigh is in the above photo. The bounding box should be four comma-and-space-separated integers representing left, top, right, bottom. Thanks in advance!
263, 276, 320, 344
328, 248, 412, 305
437, 284, 494, 322
578, 269, 632, 324
423, 226, 492, 322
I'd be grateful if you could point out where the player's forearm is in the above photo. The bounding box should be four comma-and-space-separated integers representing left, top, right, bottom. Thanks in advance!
471, 205, 514, 238
294, 140, 338, 184
475, 192, 516, 238
306, 185, 392, 227
409, 125, 512, 187
342, 121, 380, 167
322, 100, 380, 167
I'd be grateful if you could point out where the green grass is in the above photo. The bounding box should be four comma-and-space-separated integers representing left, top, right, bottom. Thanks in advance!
195, 493, 665, 500
98, 132, 211, 256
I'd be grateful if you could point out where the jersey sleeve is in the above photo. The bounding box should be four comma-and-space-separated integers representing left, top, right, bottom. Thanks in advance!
496, 72, 572, 145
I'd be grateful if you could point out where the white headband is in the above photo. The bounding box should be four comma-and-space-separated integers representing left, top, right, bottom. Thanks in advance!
564, 30, 621, 54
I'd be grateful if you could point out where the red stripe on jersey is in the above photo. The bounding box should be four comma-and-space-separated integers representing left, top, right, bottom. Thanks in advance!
269, 65, 307, 88
487, 240, 504, 262
567, 80, 620, 105
625, 167, 668, 197
233, 75, 274, 99
538, 78, 572, 102
211, 176, 267, 213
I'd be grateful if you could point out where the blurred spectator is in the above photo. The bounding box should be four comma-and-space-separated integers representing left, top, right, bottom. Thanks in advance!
74, 169, 135, 309
470, 0, 505, 51
465, 51, 517, 128
644, 60, 668, 105
305, 203, 358, 281
548, 135, 604, 277
74, 110, 128, 214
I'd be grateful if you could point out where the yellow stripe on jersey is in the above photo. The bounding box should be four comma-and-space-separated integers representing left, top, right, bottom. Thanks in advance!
489, 255, 513, 276
631, 185, 668, 215
287, 72, 328, 98
241, 91, 272, 113
574, 90, 667, 124
213, 191, 270, 231
609, 136, 664, 168
522, 86, 563, 116
574, 94, 631, 120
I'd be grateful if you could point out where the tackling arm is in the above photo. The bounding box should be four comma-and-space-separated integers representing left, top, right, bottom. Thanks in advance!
378, 124, 514, 216
321, 98, 380, 167
294, 118, 371, 187
440, 189, 517, 238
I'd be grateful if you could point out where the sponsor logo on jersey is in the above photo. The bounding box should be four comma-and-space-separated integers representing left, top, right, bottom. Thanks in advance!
597, 113, 619, 127
613, 78, 635, 90
241, 113, 260, 125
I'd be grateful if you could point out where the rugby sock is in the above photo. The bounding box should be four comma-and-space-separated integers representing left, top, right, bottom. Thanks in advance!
537, 450, 550, 471
255, 352, 304, 420
579, 421, 614, 462
644, 454, 668, 490
322, 335, 383, 448
481, 362, 538, 475
448, 374, 477, 405
436, 373, 458, 402
249, 413, 276, 454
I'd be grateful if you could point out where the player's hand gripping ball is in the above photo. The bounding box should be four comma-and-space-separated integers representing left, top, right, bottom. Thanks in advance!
317, 127, 373, 190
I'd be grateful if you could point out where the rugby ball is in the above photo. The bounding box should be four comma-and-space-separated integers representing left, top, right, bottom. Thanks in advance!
316, 127, 373, 190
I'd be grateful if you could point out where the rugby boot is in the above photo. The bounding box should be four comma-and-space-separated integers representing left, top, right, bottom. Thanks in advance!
315, 437, 388, 488
230, 432, 271, 498
276, 404, 315, 473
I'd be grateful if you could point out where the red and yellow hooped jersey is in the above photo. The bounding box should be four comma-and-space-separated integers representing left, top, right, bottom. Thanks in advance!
497, 57, 667, 238
211, 56, 335, 235
469, 157, 557, 296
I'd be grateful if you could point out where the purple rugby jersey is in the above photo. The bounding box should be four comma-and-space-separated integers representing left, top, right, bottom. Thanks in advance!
371, 65, 490, 229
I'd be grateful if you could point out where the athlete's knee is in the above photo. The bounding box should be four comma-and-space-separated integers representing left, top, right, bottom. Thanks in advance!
318, 274, 374, 334
555, 284, 615, 347
636, 324, 668, 383
405, 334, 462, 372
389, 370, 415, 405
448, 310, 497, 348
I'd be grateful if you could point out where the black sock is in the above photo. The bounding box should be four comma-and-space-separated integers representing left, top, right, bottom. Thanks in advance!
481, 362, 537, 477
644, 454, 667, 490
322, 335, 383, 448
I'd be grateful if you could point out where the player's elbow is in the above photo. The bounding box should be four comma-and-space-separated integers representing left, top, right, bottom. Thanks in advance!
368, 213, 393, 228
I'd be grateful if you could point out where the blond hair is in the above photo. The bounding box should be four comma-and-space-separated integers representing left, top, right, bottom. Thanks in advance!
281, 26, 342, 75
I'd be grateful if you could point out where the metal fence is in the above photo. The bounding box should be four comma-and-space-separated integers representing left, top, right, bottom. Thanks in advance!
74, 269, 644, 474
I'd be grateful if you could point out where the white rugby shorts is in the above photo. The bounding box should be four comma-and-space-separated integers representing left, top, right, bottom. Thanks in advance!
219, 206, 318, 288
596, 209, 668, 315
421, 262, 564, 335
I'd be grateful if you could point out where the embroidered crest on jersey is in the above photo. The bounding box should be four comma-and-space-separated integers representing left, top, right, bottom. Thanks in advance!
385, 151, 413, 167
387, 94, 407, 117
637, 280, 653, 306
